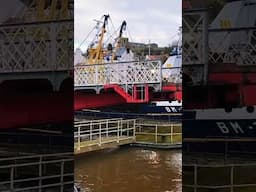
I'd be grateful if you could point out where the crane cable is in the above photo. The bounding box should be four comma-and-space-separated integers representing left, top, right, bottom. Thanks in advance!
126, 26, 134, 43
126, 25, 142, 60
104, 16, 119, 45
105, 25, 122, 45
109, 17, 118, 39
77, 25, 97, 49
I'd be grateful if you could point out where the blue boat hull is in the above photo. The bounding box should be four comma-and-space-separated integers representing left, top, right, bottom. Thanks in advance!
183, 119, 256, 139
76, 110, 181, 121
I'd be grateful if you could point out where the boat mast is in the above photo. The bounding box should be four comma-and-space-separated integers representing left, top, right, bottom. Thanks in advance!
88, 14, 109, 64
119, 21, 127, 38
112, 20, 127, 62
148, 40, 151, 57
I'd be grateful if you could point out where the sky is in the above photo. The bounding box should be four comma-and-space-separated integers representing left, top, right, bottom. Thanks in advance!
74, 0, 181, 51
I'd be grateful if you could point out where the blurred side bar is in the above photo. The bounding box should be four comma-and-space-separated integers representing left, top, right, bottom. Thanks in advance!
0, 0, 74, 191
183, 0, 256, 191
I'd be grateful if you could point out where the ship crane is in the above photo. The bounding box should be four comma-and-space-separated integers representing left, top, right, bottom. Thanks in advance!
111, 20, 127, 61
83, 17, 130, 64
87, 14, 110, 64
119, 21, 127, 38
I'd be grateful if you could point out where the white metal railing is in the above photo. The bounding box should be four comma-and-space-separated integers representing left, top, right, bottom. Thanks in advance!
74, 60, 162, 87
209, 27, 256, 66
162, 67, 182, 84
183, 9, 256, 84
183, 163, 256, 192
74, 118, 136, 150
135, 123, 182, 144
0, 152, 73, 192
0, 20, 73, 73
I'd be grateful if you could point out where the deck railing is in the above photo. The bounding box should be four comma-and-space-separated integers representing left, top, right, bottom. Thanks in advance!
74, 118, 136, 150
0, 20, 73, 73
0, 152, 73, 192
74, 118, 182, 151
74, 60, 162, 88
135, 123, 182, 144
162, 67, 182, 84
183, 162, 256, 192
208, 27, 256, 66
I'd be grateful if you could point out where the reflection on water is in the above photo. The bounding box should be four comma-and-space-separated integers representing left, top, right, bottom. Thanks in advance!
75, 147, 181, 192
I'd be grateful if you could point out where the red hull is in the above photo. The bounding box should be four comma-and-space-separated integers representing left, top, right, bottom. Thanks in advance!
74, 92, 126, 110
0, 93, 73, 129
0, 84, 182, 128
74, 85, 182, 110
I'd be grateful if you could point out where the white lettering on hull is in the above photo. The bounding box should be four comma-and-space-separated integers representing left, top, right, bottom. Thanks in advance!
216, 122, 229, 134
216, 121, 256, 134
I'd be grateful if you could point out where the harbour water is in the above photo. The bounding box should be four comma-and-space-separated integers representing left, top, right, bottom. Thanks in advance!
75, 147, 181, 192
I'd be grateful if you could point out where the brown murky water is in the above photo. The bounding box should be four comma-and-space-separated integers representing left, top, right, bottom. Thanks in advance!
75, 147, 181, 192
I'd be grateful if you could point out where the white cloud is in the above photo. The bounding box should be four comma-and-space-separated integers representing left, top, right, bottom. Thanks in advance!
75, 0, 181, 51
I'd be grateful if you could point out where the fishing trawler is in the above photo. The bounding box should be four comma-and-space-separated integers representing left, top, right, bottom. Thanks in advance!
102, 34, 182, 114
74, 15, 182, 115
74, 15, 136, 66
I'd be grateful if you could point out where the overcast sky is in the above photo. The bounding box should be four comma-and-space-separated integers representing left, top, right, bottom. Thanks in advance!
75, 0, 181, 51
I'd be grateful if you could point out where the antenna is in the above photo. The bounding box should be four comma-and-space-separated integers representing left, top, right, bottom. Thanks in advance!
148, 40, 151, 56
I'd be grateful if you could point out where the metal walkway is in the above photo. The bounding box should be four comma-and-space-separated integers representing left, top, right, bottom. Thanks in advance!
74, 60, 182, 109
74, 60, 162, 91
74, 118, 182, 154
74, 60, 163, 103
74, 118, 136, 154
